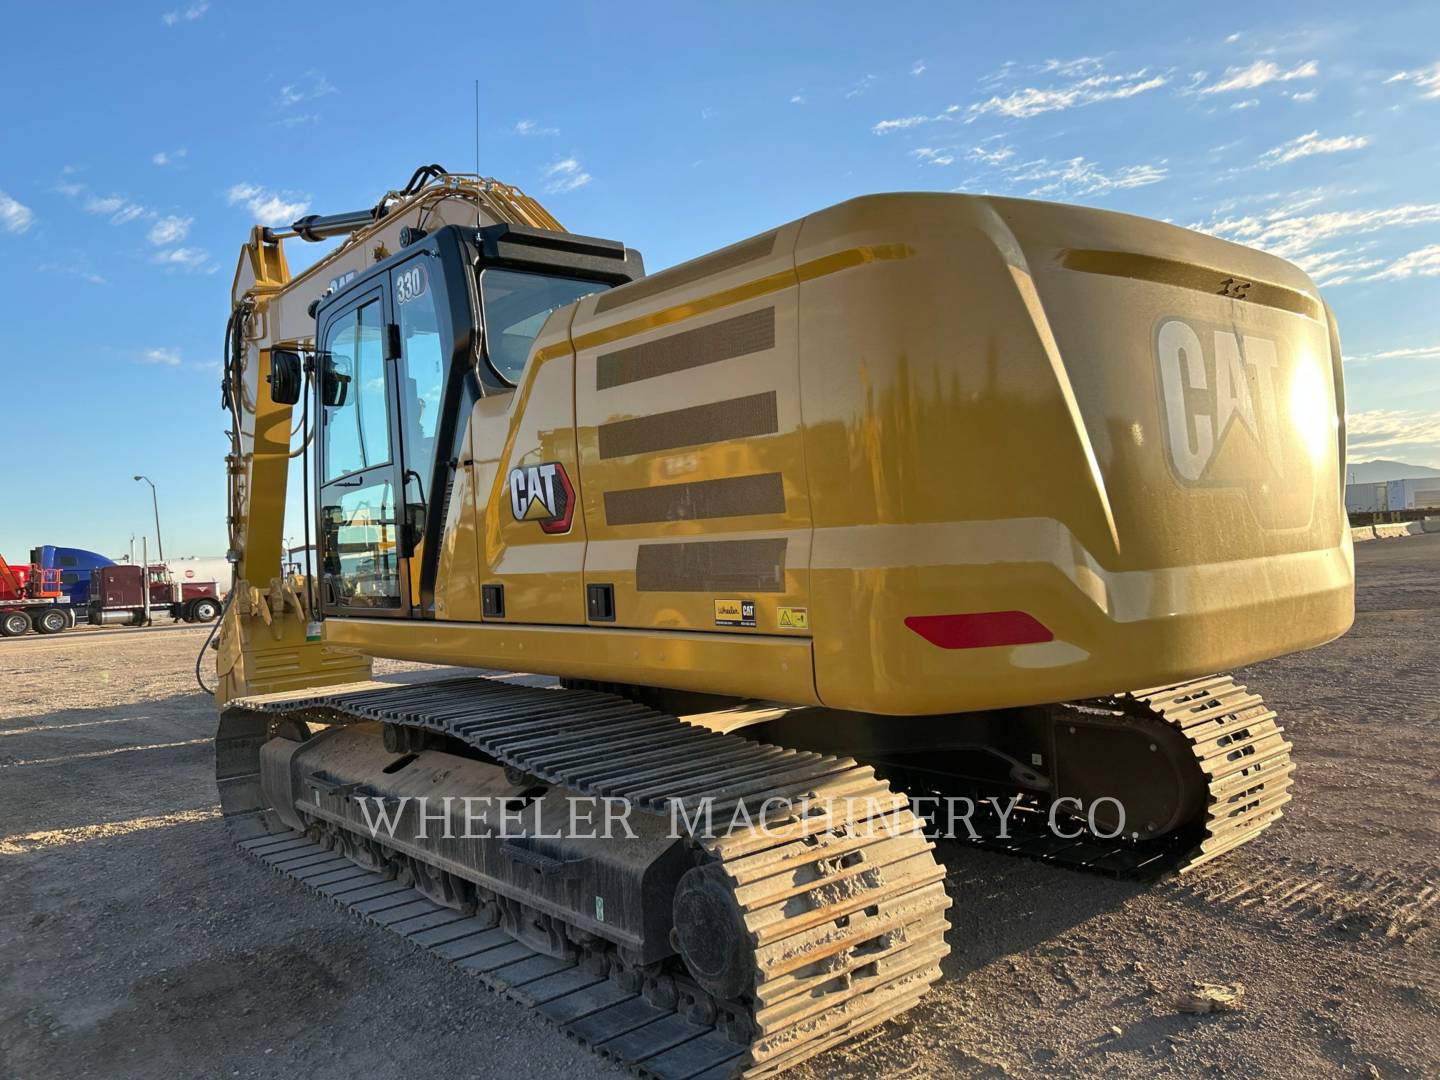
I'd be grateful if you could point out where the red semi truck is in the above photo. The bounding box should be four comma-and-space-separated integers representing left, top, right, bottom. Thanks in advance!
88, 564, 222, 626
0, 553, 75, 636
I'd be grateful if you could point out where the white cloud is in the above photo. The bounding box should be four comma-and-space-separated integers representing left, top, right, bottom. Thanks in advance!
152, 148, 188, 166
147, 215, 193, 245
1192, 200, 1440, 260
911, 60, 926, 77
152, 247, 213, 273
513, 119, 559, 136
1199, 59, 1318, 95
1348, 343, 1440, 364
1258, 130, 1369, 167
52, 166, 86, 198
910, 147, 955, 166
1231, 98, 1259, 110
277, 70, 337, 109
542, 158, 592, 194
1013, 156, 1168, 198
161, 1, 209, 26
1037, 57, 1103, 77
1345, 410, 1440, 464
1385, 62, 1440, 100
1224, 32, 1242, 44
977, 60, 1017, 87
846, 74, 878, 99
226, 183, 310, 226
789, 94, 805, 105
968, 142, 1015, 165
1362, 243, 1440, 282
38, 260, 105, 285
1291, 247, 1385, 286
965, 67, 1168, 121
0, 190, 34, 233
140, 347, 183, 366
84, 195, 148, 224
872, 114, 931, 134
1289, 90, 1318, 103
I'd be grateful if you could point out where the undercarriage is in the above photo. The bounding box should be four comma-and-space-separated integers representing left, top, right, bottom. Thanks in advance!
217, 672, 1291, 1078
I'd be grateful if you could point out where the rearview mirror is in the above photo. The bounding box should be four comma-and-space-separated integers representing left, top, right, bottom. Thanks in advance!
268, 349, 303, 405
322, 356, 351, 408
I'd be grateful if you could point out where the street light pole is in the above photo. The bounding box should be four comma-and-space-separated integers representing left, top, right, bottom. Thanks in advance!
133, 475, 165, 564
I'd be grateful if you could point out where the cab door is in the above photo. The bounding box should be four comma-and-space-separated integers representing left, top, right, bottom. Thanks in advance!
317, 289, 409, 616
390, 252, 460, 614
318, 244, 474, 619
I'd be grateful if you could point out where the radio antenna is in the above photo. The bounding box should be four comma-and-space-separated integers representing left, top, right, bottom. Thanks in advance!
474, 79, 480, 175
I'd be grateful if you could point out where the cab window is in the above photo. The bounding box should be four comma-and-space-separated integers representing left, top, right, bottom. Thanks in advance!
322, 299, 390, 481
479, 269, 610, 384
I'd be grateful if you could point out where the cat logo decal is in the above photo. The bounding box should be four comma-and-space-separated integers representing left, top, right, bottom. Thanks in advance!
507, 461, 575, 535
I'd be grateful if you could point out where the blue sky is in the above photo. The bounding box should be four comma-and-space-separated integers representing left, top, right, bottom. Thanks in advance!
2, 1, 1438, 559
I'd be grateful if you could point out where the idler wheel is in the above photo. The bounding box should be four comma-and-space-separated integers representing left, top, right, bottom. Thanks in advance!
672, 864, 754, 999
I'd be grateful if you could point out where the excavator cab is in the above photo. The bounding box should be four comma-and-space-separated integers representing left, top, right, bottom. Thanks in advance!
302, 224, 642, 617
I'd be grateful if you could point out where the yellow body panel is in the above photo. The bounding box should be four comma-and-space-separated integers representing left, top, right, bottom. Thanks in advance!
572, 220, 813, 635
426, 192, 1351, 715
433, 419, 482, 622
220, 178, 1354, 716
471, 306, 589, 625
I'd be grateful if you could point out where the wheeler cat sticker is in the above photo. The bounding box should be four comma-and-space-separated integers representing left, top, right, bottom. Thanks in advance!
714, 599, 756, 628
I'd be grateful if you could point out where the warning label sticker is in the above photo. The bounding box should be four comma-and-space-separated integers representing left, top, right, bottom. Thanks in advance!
777, 606, 809, 630
714, 599, 756, 628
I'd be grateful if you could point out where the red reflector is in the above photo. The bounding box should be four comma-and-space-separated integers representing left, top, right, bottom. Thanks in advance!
904, 611, 1054, 650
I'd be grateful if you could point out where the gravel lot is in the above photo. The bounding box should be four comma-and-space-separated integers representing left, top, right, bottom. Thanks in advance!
2, 537, 1436, 1079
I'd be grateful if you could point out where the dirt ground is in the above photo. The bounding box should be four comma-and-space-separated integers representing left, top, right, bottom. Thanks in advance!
2, 537, 1436, 1079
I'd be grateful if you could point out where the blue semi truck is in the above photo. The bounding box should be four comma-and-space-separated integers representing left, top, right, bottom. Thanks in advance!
34, 545, 115, 612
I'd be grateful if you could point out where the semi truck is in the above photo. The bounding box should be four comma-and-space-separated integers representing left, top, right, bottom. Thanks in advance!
32, 544, 116, 612
0, 552, 76, 636
88, 564, 222, 626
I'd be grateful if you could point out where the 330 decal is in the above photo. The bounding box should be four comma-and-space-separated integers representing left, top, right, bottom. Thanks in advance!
507, 461, 575, 534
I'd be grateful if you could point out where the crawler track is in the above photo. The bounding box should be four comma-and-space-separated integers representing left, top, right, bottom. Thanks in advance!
893, 675, 1296, 877
217, 672, 1290, 1074
218, 677, 950, 1078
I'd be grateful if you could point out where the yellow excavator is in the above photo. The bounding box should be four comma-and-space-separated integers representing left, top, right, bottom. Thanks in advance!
212, 164, 1353, 1077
